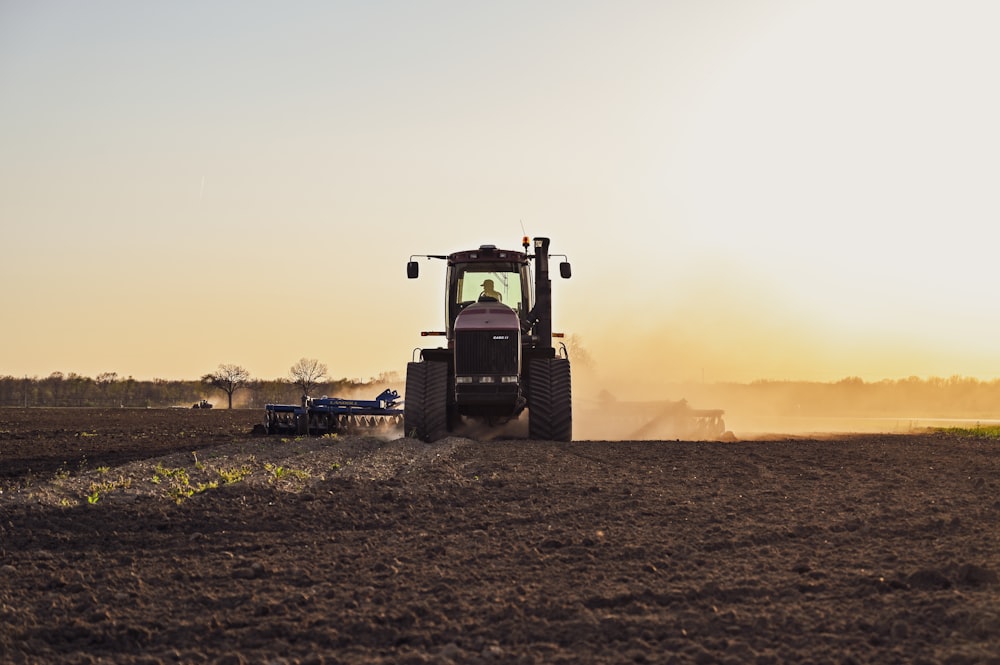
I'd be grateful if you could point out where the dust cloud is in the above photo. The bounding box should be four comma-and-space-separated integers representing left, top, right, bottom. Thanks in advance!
565, 322, 1000, 440
570, 349, 1000, 440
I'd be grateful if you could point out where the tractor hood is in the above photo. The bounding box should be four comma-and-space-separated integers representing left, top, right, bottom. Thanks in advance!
454, 302, 520, 332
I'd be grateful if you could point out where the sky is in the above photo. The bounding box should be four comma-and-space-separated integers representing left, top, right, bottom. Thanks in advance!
2, 0, 1000, 395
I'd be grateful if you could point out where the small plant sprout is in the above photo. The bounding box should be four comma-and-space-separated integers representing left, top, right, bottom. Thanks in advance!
218, 464, 253, 484
265, 463, 288, 480
168, 485, 194, 504
151, 464, 197, 503
264, 462, 310, 483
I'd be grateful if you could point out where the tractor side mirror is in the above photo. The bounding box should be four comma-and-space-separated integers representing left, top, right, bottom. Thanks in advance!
559, 261, 572, 279
407, 261, 419, 279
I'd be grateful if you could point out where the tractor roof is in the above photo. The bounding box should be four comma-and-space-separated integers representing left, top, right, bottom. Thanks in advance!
448, 244, 528, 265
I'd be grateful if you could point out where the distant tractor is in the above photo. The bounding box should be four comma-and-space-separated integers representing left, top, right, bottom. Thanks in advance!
405, 236, 573, 442
192, 399, 213, 409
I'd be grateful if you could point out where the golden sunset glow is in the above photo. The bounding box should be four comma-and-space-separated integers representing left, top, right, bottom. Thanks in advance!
2, 1, 999, 393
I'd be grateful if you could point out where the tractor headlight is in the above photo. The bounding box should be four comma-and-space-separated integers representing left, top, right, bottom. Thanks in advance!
500, 376, 518, 384
456, 376, 473, 384
479, 376, 495, 384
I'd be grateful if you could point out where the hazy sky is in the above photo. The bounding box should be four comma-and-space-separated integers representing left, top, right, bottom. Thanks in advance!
3, 1, 999, 393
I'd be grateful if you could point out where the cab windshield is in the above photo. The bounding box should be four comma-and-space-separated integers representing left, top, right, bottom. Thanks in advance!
449, 262, 530, 323
458, 269, 521, 308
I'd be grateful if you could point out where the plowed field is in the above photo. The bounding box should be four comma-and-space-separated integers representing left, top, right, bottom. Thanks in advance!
2, 408, 999, 664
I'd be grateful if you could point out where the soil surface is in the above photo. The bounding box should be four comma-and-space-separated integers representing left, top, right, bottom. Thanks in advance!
1, 407, 999, 664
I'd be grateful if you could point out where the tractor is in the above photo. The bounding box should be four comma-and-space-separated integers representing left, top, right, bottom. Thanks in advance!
404, 236, 572, 442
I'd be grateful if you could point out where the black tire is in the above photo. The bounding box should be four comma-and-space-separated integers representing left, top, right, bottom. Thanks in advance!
528, 357, 572, 442
404, 361, 449, 442
404, 362, 426, 439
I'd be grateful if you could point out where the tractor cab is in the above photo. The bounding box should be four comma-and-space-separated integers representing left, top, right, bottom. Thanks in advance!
444, 245, 532, 341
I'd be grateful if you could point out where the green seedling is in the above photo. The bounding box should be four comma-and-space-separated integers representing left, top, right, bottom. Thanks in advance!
265, 463, 288, 480
218, 464, 253, 484
264, 462, 309, 483
168, 485, 194, 504
152, 463, 196, 503
153, 463, 190, 485
86, 476, 131, 504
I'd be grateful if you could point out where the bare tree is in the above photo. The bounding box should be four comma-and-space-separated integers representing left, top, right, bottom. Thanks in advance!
289, 357, 328, 396
202, 363, 251, 409
96, 371, 119, 406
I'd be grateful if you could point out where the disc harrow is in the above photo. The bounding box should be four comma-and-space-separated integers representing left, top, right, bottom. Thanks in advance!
262, 389, 403, 436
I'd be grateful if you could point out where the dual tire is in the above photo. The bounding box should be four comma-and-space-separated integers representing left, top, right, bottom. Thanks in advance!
528, 357, 572, 442
405, 357, 572, 443
404, 361, 448, 442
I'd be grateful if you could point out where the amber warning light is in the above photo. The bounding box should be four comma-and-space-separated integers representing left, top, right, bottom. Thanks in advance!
421, 331, 447, 337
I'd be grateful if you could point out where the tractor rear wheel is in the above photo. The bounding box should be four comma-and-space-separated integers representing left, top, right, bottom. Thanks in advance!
404, 361, 449, 442
528, 357, 572, 442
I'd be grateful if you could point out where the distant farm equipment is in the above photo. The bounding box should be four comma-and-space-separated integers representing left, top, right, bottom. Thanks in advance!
581, 398, 729, 441
192, 400, 213, 409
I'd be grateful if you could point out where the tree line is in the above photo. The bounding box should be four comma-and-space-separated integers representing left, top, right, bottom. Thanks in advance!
0, 359, 401, 409
6, 365, 1000, 417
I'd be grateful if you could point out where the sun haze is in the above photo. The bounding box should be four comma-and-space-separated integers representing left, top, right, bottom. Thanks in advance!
2, 1, 999, 388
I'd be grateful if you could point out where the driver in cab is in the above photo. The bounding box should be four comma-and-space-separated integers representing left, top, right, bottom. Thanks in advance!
480, 279, 502, 302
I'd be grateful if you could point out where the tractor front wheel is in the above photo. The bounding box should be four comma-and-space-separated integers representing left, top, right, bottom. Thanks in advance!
404, 361, 449, 442
528, 357, 572, 442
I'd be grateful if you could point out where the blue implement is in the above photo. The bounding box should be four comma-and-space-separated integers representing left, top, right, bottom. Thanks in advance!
263, 389, 403, 435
